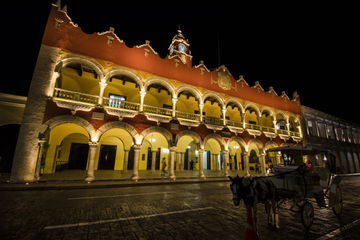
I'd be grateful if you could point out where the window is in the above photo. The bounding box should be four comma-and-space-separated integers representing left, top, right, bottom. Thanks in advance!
317, 123, 327, 138
335, 127, 342, 141
327, 125, 335, 139
108, 94, 126, 108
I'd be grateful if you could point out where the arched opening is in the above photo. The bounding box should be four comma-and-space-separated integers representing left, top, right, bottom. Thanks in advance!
104, 74, 140, 110
44, 123, 90, 173
142, 132, 169, 172
204, 138, 222, 171
245, 106, 259, 130
347, 152, 355, 173
176, 90, 200, 120
276, 113, 287, 135
261, 111, 274, 133
203, 96, 222, 125
54, 63, 100, 104
354, 153, 360, 173
225, 102, 242, 127
143, 83, 172, 116
176, 135, 199, 173
340, 151, 348, 173
228, 141, 244, 171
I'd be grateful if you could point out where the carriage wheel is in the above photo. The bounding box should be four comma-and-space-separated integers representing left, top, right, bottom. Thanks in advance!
301, 201, 314, 229
332, 186, 343, 216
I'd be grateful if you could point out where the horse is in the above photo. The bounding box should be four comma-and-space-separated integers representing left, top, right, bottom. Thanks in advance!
229, 175, 280, 235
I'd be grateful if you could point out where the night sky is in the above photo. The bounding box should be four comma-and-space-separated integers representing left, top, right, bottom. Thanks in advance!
3, 1, 359, 123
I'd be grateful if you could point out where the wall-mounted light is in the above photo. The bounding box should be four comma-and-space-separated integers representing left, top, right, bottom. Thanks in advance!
234, 145, 239, 149
187, 146, 191, 149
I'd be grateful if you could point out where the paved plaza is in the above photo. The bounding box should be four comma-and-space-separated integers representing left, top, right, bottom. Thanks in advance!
1, 173, 360, 239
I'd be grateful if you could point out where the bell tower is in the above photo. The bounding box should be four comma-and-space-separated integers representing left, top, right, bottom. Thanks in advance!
168, 29, 192, 67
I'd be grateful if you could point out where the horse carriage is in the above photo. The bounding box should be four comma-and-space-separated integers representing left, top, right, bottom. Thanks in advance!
229, 146, 343, 232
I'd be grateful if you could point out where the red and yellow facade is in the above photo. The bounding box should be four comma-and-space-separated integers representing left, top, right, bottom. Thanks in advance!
10, 3, 303, 182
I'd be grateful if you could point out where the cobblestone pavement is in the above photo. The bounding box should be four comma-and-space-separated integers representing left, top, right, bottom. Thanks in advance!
0, 176, 359, 239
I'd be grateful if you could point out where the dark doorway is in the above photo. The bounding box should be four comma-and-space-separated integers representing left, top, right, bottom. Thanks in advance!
127, 146, 134, 170
184, 149, 189, 170
68, 143, 89, 169
147, 147, 152, 170
0, 124, 20, 173
206, 151, 211, 169
155, 148, 160, 170
219, 152, 223, 170
98, 145, 116, 170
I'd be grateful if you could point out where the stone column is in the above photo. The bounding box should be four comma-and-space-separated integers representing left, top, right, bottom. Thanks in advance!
211, 154, 215, 171
199, 103, 204, 122
180, 152, 185, 172
131, 145, 141, 180
273, 120, 277, 134
198, 149, 205, 178
276, 152, 282, 165
85, 142, 99, 182
151, 150, 157, 172
48, 72, 59, 97
243, 152, 250, 176
97, 81, 107, 105
175, 152, 180, 172
286, 122, 290, 136
172, 98, 177, 118
122, 150, 129, 173
169, 146, 177, 179
139, 90, 146, 112
215, 154, 219, 171
258, 116, 262, 131
222, 150, 229, 176
10, 45, 59, 183
34, 139, 46, 180
241, 112, 246, 129
260, 153, 267, 175
231, 154, 235, 171
222, 108, 227, 125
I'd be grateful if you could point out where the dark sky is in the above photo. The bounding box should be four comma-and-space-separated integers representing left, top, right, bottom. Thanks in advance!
3, 1, 359, 123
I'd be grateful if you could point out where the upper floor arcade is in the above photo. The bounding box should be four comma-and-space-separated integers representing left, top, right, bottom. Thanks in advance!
49, 53, 302, 141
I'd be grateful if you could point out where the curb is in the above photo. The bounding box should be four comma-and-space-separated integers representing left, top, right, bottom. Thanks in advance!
0, 178, 230, 191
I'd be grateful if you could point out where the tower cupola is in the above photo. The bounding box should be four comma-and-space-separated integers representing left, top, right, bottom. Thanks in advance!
168, 29, 192, 67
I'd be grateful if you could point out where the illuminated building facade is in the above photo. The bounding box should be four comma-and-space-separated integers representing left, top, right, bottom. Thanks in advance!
9, 3, 303, 183
301, 105, 360, 173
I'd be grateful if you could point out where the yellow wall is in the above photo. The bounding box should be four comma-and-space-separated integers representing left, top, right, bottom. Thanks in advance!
176, 95, 199, 113
144, 88, 172, 108
104, 81, 140, 103
44, 124, 89, 173
203, 101, 221, 118
226, 106, 242, 121
61, 68, 99, 95
245, 110, 258, 124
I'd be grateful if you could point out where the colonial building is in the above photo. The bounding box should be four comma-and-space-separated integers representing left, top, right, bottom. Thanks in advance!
301, 105, 360, 173
9, 3, 303, 183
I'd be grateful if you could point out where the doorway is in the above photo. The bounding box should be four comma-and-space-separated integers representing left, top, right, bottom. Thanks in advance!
98, 145, 116, 170
68, 143, 89, 169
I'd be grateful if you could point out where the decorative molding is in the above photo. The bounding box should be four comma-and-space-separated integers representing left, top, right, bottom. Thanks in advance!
178, 120, 200, 128
55, 101, 94, 115
106, 109, 137, 120
227, 126, 244, 135
205, 124, 224, 132
146, 115, 171, 124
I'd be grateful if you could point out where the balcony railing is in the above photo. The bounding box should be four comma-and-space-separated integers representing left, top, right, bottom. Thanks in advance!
143, 105, 172, 117
262, 126, 276, 133
226, 120, 243, 128
245, 123, 261, 131
277, 129, 288, 135
204, 116, 223, 125
176, 111, 200, 121
103, 97, 140, 111
290, 131, 301, 137
53, 88, 98, 105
